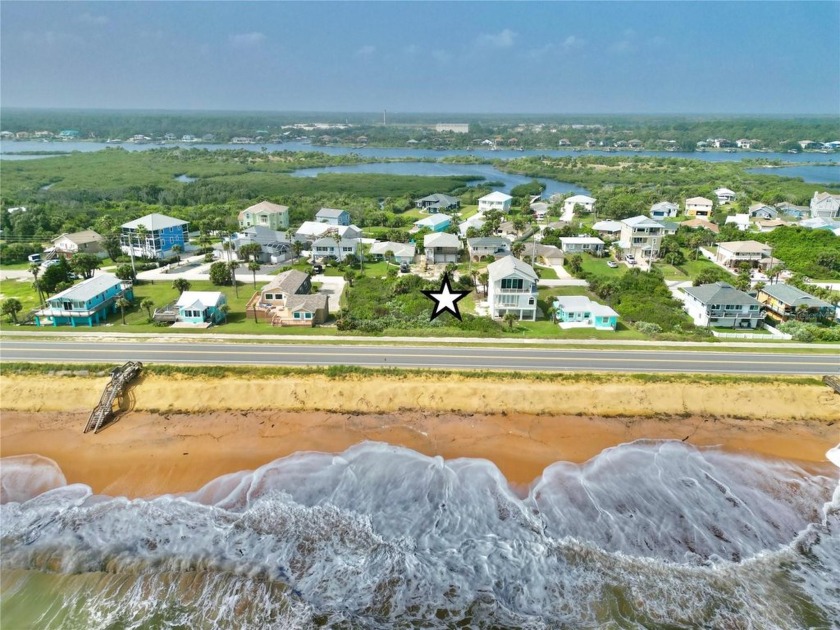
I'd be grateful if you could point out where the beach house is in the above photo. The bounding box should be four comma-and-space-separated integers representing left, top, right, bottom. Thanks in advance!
238, 201, 290, 230
553, 296, 619, 330
415, 194, 460, 214
176, 291, 228, 325
478, 192, 513, 214
247, 270, 329, 326
486, 256, 538, 321
715, 240, 772, 269
809, 192, 840, 219
757, 284, 835, 323
682, 282, 764, 329
120, 213, 189, 259
424, 232, 461, 264
563, 195, 596, 215
369, 241, 416, 264
650, 201, 679, 219
618, 216, 666, 261
315, 208, 351, 226
685, 197, 714, 218
413, 214, 452, 233
51, 230, 106, 258
34, 273, 132, 327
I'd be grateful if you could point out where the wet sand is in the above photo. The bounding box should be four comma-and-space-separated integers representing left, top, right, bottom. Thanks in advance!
1, 373, 837, 497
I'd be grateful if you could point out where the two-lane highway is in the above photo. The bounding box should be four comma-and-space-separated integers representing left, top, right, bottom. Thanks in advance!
0, 340, 836, 375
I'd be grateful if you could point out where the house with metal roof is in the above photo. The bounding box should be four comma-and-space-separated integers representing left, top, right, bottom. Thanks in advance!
682, 282, 764, 328
810, 191, 840, 220
415, 194, 460, 214
685, 197, 714, 218
715, 240, 772, 269
757, 284, 835, 323
34, 273, 132, 327
369, 241, 416, 264
650, 201, 679, 219
51, 230, 106, 258
315, 208, 351, 226
478, 191, 513, 213
247, 270, 329, 326
120, 213, 189, 259
486, 256, 539, 321
412, 214, 452, 233
424, 232, 461, 263
563, 195, 596, 215
559, 236, 605, 255
714, 187, 737, 204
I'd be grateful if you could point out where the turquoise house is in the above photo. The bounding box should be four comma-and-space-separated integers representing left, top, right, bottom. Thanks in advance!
35, 273, 132, 327
553, 296, 618, 331
413, 213, 452, 233
176, 291, 227, 325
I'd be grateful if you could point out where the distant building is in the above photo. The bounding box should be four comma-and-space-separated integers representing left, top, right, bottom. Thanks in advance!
810, 191, 840, 219
618, 216, 666, 260
724, 214, 751, 231
413, 214, 452, 233
435, 123, 469, 134
563, 195, 596, 215
559, 236, 605, 255
478, 192, 513, 214
714, 188, 737, 204
650, 201, 679, 219
415, 193, 460, 214
715, 240, 772, 269
685, 196, 714, 218
369, 241, 416, 264
424, 232, 461, 263
51, 230, 106, 258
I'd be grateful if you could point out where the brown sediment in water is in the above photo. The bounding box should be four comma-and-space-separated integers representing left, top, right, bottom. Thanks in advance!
1, 374, 838, 497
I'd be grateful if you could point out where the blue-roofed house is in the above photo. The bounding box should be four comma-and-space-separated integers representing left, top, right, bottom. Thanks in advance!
34, 273, 132, 327
412, 214, 452, 233
315, 208, 351, 226
121, 213, 189, 259
553, 296, 619, 331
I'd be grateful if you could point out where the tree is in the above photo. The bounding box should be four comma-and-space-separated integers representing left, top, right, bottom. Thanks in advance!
29, 263, 45, 307
209, 261, 232, 286
479, 272, 489, 295
171, 244, 182, 261
141, 298, 155, 320
102, 231, 123, 261
70, 253, 101, 279
512, 241, 525, 258
218, 303, 230, 324
246, 260, 261, 288
2, 298, 23, 324
503, 311, 518, 330
663, 249, 686, 266
568, 254, 583, 275
239, 243, 262, 262
172, 278, 191, 295
114, 264, 136, 283
116, 295, 132, 325
228, 261, 240, 297
41, 258, 74, 293
693, 267, 730, 286
343, 269, 356, 287
135, 224, 149, 258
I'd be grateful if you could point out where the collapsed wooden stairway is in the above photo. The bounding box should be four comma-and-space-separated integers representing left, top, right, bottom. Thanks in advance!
84, 361, 143, 434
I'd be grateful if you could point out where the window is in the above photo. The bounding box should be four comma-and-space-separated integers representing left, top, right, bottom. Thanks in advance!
528, 297, 535, 305
264, 293, 273, 300
293, 312, 301, 319
498, 294, 518, 306
501, 278, 523, 290
305, 312, 313, 319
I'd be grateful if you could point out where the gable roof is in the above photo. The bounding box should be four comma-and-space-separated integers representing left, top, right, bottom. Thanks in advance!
760, 284, 832, 309
622, 215, 664, 229
681, 218, 720, 233
685, 197, 713, 205
717, 240, 771, 254
261, 269, 309, 295
714, 187, 736, 195
487, 255, 538, 281
47, 273, 123, 302
592, 220, 623, 232
553, 295, 618, 317
414, 214, 451, 228
241, 201, 289, 217
467, 236, 509, 248
565, 194, 596, 204
122, 213, 187, 230
176, 291, 225, 310
682, 282, 761, 306
424, 232, 460, 248
369, 241, 416, 257
479, 191, 513, 203
52, 230, 103, 245
316, 207, 349, 219
651, 201, 678, 211
416, 193, 459, 206
285, 293, 328, 313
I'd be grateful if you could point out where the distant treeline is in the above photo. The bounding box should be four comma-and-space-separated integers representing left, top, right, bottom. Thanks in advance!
3, 109, 838, 151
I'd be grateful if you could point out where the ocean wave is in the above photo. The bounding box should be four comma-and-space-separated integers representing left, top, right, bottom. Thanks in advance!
1, 441, 838, 628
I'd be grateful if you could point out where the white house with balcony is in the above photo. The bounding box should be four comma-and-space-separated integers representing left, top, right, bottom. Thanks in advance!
559, 237, 605, 255
238, 201, 290, 230
810, 191, 840, 219
310, 237, 359, 262
714, 188, 737, 204
563, 194, 596, 215
486, 255, 538, 321
478, 191, 513, 214
715, 240, 772, 269
617, 216, 666, 260
650, 201, 679, 219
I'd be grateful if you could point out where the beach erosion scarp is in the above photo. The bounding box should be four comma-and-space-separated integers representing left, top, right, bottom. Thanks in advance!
1, 371, 838, 497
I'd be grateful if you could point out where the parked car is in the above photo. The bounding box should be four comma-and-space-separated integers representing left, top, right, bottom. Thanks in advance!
399, 262, 410, 273
27, 253, 42, 263
607, 260, 619, 268
624, 255, 636, 265
311, 263, 324, 274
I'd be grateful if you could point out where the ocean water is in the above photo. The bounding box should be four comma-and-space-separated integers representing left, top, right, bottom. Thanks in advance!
1, 441, 838, 629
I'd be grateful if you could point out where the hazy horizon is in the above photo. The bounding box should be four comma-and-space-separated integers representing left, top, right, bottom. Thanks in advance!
2, 2, 838, 116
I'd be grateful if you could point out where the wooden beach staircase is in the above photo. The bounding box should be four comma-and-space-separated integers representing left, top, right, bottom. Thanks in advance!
824, 375, 840, 395
84, 361, 144, 434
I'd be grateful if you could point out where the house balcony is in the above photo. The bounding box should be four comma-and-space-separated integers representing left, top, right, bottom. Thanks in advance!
707, 309, 761, 318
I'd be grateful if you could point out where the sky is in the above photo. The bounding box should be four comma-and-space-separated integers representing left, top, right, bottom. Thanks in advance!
1, 1, 838, 115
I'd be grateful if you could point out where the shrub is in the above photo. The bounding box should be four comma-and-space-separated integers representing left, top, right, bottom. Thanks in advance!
209, 261, 232, 286
634, 321, 663, 335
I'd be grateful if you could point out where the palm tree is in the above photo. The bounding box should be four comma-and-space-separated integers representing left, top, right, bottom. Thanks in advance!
29, 263, 45, 307
135, 224, 149, 259
141, 298, 155, 320
2, 298, 23, 324
503, 311, 518, 331
512, 241, 525, 258
219, 303, 230, 324
116, 295, 132, 325
343, 269, 356, 287
248, 261, 261, 288
228, 261, 240, 297
171, 244, 182, 261
479, 272, 489, 296
172, 278, 191, 295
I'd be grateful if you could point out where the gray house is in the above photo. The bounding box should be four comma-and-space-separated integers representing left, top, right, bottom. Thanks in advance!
415, 193, 460, 214
682, 282, 764, 329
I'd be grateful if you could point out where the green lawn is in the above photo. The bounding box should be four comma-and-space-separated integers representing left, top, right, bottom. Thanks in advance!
0, 261, 35, 271
536, 266, 559, 280
579, 254, 626, 278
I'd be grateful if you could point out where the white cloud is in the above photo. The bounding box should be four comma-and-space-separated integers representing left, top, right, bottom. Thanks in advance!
609, 29, 638, 54
77, 12, 109, 25
229, 32, 266, 48
355, 44, 376, 58
475, 28, 517, 49
562, 35, 585, 51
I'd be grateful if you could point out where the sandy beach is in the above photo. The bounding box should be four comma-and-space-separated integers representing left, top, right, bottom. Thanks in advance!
1, 372, 837, 497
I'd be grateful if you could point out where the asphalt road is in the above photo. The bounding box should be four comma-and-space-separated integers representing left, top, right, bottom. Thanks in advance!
0, 340, 837, 375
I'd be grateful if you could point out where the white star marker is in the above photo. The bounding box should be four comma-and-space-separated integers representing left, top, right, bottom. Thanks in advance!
422, 274, 470, 321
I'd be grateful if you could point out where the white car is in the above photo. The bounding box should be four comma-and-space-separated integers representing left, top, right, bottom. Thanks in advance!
624, 255, 636, 265
607, 260, 619, 268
